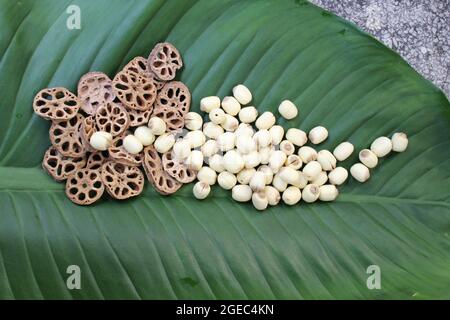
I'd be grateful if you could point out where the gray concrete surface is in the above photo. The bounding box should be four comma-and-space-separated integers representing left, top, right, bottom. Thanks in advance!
310, 0, 450, 98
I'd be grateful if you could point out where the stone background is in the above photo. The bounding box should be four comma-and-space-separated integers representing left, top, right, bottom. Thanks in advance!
310, 0, 450, 98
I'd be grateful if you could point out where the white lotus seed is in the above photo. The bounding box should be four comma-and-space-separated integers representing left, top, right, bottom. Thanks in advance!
317, 150, 337, 171
203, 122, 224, 139
200, 96, 220, 113
197, 166, 217, 185
302, 184, 320, 203
278, 100, 298, 120
311, 171, 328, 186
282, 186, 302, 205
255, 111, 276, 130
216, 132, 236, 152
359, 149, 378, 168
236, 134, 257, 154
232, 184, 253, 202
350, 163, 370, 183
302, 160, 322, 180
259, 146, 274, 165
370, 136, 392, 157
185, 130, 206, 149
280, 140, 295, 155
269, 150, 287, 173
333, 141, 354, 161
243, 150, 261, 169
258, 165, 273, 184
285, 154, 302, 170
193, 181, 210, 200
172, 139, 191, 160
221, 96, 241, 116
184, 112, 203, 131
250, 171, 266, 191
217, 171, 237, 190
237, 168, 256, 185
279, 167, 308, 188
221, 114, 239, 132
201, 140, 218, 158
209, 108, 226, 125
328, 167, 348, 185
222, 150, 244, 173
286, 128, 307, 147
269, 125, 284, 145
232, 84, 252, 105
252, 191, 269, 211
308, 126, 328, 144
154, 133, 175, 153
238, 106, 258, 124
298, 146, 318, 163
253, 129, 272, 148
265, 186, 281, 206
148, 117, 166, 135
123, 135, 143, 155
235, 123, 255, 137
391, 132, 408, 152
208, 154, 225, 173
90, 131, 112, 151
133, 126, 155, 146
319, 184, 338, 201
185, 150, 204, 171
272, 172, 288, 192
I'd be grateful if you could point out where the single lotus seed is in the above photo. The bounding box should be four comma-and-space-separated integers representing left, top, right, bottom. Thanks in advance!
201, 140, 219, 158
217, 171, 237, 190
265, 186, 281, 206
209, 108, 226, 125
208, 154, 225, 173
255, 111, 276, 130
328, 167, 348, 185
370, 136, 392, 157
319, 184, 338, 201
282, 186, 302, 205
216, 132, 236, 152
250, 171, 266, 191
302, 184, 320, 203
185, 150, 204, 171
197, 166, 217, 185
278, 100, 298, 120
232, 184, 253, 202
252, 191, 269, 211
333, 141, 354, 161
317, 150, 337, 171
298, 146, 318, 163
391, 132, 408, 152
200, 96, 221, 113
259, 146, 274, 165
123, 134, 143, 155
279, 167, 308, 188
269, 150, 287, 173
308, 126, 328, 144
272, 172, 288, 192
286, 128, 307, 147
203, 122, 224, 139
172, 139, 191, 160
285, 154, 302, 170
253, 129, 272, 148
221, 96, 241, 116
222, 150, 244, 173
90, 131, 112, 151
243, 150, 261, 169
232, 84, 252, 105
311, 171, 328, 186
134, 126, 155, 146
235, 123, 255, 137
184, 112, 203, 131
185, 130, 206, 149
258, 165, 274, 184
280, 140, 295, 155
237, 168, 256, 185
148, 117, 166, 135
154, 133, 175, 153
269, 125, 284, 145
350, 163, 370, 183
193, 181, 210, 200
236, 134, 257, 154
302, 160, 322, 180
221, 114, 239, 132
238, 106, 258, 124
359, 149, 378, 168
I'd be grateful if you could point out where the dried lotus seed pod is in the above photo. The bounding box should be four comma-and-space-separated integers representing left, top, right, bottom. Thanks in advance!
152, 106, 184, 132
154, 81, 191, 116
101, 161, 145, 200
77, 72, 115, 115
49, 114, 86, 158
42, 146, 86, 181
33, 87, 80, 121
79, 115, 96, 151
107, 132, 143, 166
112, 70, 157, 111
65, 169, 105, 205
148, 42, 183, 81
123, 56, 166, 90
142, 146, 182, 195
162, 152, 197, 184
85, 151, 108, 170
95, 102, 130, 137
127, 108, 152, 127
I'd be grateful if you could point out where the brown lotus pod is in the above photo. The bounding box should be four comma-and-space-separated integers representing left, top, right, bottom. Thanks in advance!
33, 87, 81, 121
122, 56, 166, 91
101, 161, 144, 200
154, 81, 190, 116
142, 146, 182, 195
65, 169, 105, 205
49, 114, 86, 158
95, 102, 130, 137
112, 70, 157, 111
85, 151, 108, 170
127, 108, 152, 127
42, 146, 86, 181
77, 71, 115, 115
79, 115, 96, 151
107, 132, 142, 166
152, 106, 184, 132
162, 151, 197, 184
148, 42, 183, 81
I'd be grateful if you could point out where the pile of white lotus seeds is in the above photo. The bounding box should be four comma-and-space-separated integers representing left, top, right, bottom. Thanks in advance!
119, 84, 408, 211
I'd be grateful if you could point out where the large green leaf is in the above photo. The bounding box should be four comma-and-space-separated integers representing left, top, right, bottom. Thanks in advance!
0, 0, 449, 299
